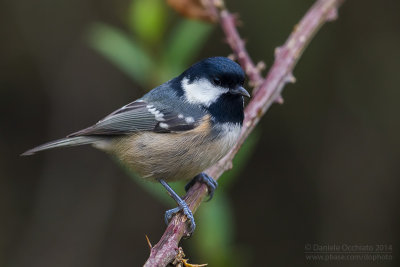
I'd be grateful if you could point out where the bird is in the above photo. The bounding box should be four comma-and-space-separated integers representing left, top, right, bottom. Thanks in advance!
22, 56, 250, 235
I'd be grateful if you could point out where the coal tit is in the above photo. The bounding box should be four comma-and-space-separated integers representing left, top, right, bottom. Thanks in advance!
22, 57, 250, 235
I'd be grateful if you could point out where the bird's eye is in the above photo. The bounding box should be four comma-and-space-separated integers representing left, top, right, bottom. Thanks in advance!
213, 77, 221, 86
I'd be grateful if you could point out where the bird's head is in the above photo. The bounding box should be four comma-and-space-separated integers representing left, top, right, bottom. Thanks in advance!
178, 57, 250, 107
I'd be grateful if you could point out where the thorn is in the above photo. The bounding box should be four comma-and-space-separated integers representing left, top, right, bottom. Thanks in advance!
293, 23, 299, 32
213, 0, 225, 9
248, 80, 256, 88
227, 53, 236, 61
145, 235, 152, 250
326, 8, 338, 21
256, 61, 266, 71
238, 51, 246, 60
286, 73, 296, 83
274, 46, 282, 57
232, 13, 242, 26
275, 96, 284, 104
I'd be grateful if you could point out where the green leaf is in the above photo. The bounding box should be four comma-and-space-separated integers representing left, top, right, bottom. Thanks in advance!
86, 22, 155, 86
129, 0, 166, 44
193, 192, 239, 266
161, 20, 213, 80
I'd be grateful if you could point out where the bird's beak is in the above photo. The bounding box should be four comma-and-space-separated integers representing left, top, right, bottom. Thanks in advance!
231, 86, 250, 98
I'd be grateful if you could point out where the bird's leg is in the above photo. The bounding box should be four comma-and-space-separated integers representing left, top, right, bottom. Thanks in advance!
159, 179, 196, 235
185, 172, 218, 201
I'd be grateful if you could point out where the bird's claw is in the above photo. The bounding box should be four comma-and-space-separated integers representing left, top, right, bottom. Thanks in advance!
164, 207, 180, 224
185, 172, 218, 201
164, 201, 196, 236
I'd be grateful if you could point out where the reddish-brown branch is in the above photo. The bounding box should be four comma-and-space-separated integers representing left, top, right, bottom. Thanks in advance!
144, 0, 345, 266
220, 10, 265, 89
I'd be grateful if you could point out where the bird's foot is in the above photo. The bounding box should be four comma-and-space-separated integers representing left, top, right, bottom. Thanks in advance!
164, 201, 196, 236
159, 179, 196, 236
185, 172, 218, 201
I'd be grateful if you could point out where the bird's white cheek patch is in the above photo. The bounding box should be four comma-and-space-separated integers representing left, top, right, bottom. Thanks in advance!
181, 77, 228, 106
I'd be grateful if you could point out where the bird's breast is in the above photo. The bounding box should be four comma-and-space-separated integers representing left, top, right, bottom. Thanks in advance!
107, 120, 242, 182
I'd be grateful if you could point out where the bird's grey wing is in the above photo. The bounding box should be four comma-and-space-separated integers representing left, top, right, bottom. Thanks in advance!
68, 100, 202, 137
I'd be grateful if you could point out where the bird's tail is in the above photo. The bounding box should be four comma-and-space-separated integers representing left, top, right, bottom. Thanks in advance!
21, 136, 103, 156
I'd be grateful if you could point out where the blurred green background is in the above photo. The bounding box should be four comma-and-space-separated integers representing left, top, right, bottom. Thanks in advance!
1, 0, 399, 266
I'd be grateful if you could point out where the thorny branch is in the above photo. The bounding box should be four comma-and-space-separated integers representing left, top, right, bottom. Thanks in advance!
144, 0, 346, 266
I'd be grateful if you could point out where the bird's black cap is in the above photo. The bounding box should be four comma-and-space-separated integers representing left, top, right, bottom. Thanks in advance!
181, 57, 245, 89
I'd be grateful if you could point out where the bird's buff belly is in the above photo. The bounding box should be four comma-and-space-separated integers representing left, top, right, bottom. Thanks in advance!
107, 124, 241, 182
